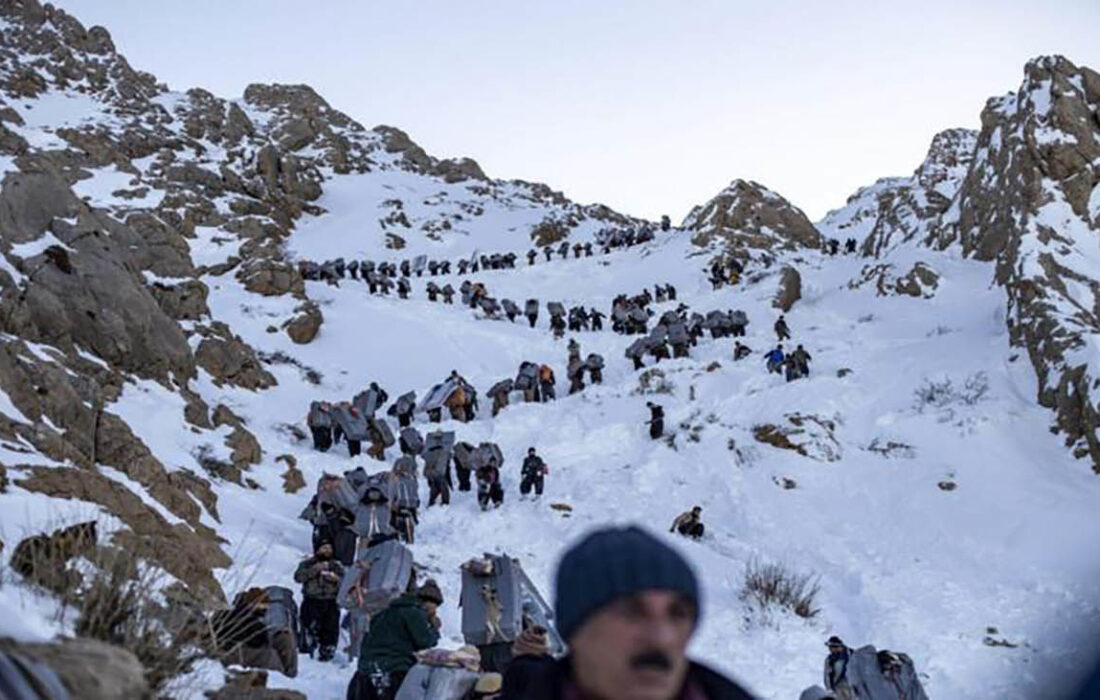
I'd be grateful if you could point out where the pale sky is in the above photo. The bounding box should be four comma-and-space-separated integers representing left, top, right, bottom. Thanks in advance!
63, 0, 1100, 222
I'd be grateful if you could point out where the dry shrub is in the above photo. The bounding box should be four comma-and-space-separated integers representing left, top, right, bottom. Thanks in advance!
740, 558, 820, 622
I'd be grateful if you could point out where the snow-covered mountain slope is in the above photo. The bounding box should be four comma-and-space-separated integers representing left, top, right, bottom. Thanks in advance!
160, 217, 1100, 700
0, 3, 1099, 699
820, 55, 1100, 475
817, 129, 977, 258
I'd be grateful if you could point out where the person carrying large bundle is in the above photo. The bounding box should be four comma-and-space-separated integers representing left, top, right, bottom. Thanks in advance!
210, 587, 299, 679
488, 379, 514, 417
348, 580, 443, 700
586, 353, 605, 384
312, 500, 358, 566
307, 401, 333, 452
459, 553, 563, 677
538, 365, 556, 402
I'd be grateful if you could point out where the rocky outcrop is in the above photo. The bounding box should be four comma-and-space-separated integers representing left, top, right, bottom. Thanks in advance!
0, 168, 195, 384
817, 129, 977, 258
752, 413, 842, 462
16, 466, 229, 604
10, 521, 97, 593
284, 301, 322, 344
195, 323, 277, 390
849, 262, 940, 299
683, 179, 823, 253
931, 56, 1100, 469
773, 266, 802, 312
0, 637, 151, 700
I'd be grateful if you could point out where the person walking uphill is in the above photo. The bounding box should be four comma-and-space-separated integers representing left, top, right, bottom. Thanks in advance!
647, 402, 665, 440
823, 636, 854, 700
348, 580, 444, 700
294, 541, 345, 662
519, 525, 755, 700
520, 447, 549, 500
774, 315, 791, 342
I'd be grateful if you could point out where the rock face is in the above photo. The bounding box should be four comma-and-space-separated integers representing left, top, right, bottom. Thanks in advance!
823, 56, 1100, 472
773, 266, 802, 311
0, 637, 151, 700
0, 168, 195, 384
817, 129, 977, 257
683, 179, 824, 253
849, 262, 940, 299
284, 301, 323, 344
931, 56, 1100, 469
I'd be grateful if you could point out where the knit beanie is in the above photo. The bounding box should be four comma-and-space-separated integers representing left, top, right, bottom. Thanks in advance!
417, 578, 444, 605
554, 525, 700, 641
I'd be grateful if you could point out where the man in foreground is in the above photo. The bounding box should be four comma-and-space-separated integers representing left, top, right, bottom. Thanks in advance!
520, 525, 754, 699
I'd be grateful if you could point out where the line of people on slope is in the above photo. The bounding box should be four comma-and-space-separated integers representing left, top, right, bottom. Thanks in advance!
296, 218, 675, 290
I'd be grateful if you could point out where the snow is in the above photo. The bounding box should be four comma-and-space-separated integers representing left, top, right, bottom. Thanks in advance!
188, 226, 242, 268
0, 250, 27, 290
0, 53, 1096, 700
7, 230, 73, 259
0, 384, 30, 424
7, 89, 115, 150
172, 209, 1100, 699
72, 165, 165, 208
1089, 179, 1100, 224
286, 170, 618, 261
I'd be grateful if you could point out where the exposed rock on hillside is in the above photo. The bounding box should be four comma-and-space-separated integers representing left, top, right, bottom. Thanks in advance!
683, 179, 823, 255
932, 56, 1100, 469
817, 129, 977, 257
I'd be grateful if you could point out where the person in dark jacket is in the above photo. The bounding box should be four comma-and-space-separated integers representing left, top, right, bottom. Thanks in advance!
790, 345, 812, 377
501, 623, 555, 699
520, 526, 754, 700
312, 502, 358, 566
349, 581, 443, 700
669, 506, 704, 540
590, 308, 605, 332
774, 315, 791, 342
823, 636, 854, 700
647, 402, 664, 440
294, 542, 345, 661
520, 448, 548, 499
477, 463, 504, 510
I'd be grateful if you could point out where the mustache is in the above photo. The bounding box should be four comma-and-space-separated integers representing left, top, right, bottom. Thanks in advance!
630, 650, 673, 672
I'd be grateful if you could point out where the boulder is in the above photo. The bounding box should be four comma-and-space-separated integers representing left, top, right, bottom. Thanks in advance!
753, 413, 842, 462
195, 324, 276, 390
237, 258, 304, 297
226, 425, 262, 469
0, 637, 150, 700
284, 302, 322, 344
773, 266, 802, 311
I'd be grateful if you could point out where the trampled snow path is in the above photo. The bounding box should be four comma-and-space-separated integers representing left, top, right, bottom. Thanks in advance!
2, 208, 1098, 698
151, 225, 1100, 699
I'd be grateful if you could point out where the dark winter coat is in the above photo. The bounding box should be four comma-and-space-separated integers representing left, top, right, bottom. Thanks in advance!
357, 594, 440, 675
293, 556, 345, 600
521, 455, 547, 479
501, 653, 555, 699
518, 657, 755, 700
